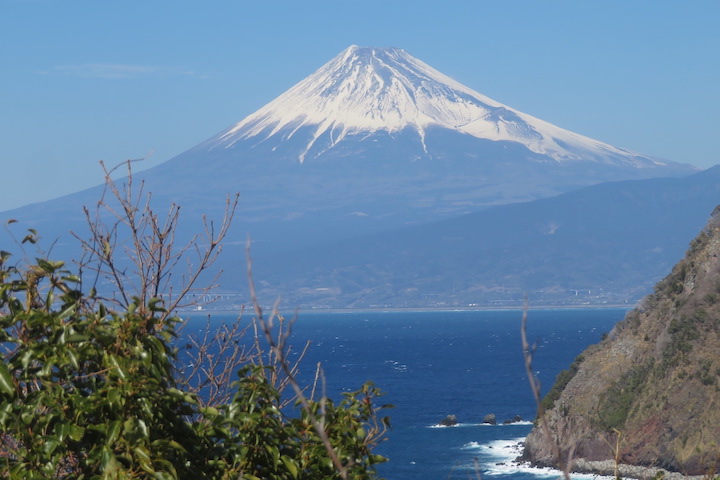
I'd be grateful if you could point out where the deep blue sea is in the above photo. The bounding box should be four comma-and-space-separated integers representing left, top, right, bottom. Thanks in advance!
182, 308, 627, 480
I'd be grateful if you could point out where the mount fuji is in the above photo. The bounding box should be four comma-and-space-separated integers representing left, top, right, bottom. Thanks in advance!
1, 45, 706, 308
136, 45, 694, 248
214, 45, 669, 167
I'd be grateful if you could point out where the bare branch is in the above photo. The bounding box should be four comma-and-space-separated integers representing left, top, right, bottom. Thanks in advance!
73, 159, 239, 320
246, 239, 349, 479
521, 300, 574, 480
177, 307, 261, 407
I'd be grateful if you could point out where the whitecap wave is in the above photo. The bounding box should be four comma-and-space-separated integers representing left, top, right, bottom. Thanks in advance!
427, 422, 478, 429
429, 421, 533, 428
473, 437, 525, 459
383, 359, 408, 372
461, 437, 613, 479
502, 420, 533, 426
487, 461, 614, 479
461, 441, 482, 450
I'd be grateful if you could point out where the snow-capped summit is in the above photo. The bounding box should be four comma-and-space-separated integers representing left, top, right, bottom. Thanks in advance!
211, 45, 664, 167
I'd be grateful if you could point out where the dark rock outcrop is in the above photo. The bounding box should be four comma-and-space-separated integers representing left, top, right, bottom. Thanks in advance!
503, 415, 524, 425
438, 415, 457, 427
522, 206, 720, 475
482, 414, 497, 425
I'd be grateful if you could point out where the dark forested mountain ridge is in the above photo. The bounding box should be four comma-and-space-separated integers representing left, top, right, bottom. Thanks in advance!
247, 166, 720, 309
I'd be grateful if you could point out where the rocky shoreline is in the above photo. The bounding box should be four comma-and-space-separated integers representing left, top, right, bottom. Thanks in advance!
570, 459, 707, 480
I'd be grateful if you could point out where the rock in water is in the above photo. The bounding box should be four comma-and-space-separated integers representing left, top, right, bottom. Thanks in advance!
438, 415, 458, 427
522, 205, 720, 475
503, 415, 524, 424
482, 413, 497, 425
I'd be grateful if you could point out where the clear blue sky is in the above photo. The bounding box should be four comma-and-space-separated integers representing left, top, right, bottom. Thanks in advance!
2, 0, 719, 210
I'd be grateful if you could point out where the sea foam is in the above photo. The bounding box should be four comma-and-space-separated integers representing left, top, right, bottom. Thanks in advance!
462, 437, 613, 479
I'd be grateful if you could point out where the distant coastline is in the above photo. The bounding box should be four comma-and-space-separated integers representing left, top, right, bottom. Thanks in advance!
179, 303, 634, 316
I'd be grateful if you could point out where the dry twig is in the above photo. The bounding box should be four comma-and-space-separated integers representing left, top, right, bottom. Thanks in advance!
521, 301, 575, 480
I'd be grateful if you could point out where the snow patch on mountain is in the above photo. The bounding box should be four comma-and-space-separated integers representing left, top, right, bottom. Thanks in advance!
211, 45, 665, 167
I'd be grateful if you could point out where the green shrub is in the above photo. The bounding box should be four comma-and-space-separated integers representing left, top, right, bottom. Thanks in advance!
540, 353, 585, 414
0, 253, 389, 479
660, 315, 702, 374
595, 363, 651, 431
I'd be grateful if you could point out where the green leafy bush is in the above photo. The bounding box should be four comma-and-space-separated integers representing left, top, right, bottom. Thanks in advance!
0, 252, 389, 479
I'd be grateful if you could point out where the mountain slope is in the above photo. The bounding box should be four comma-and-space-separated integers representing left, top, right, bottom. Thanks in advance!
244, 166, 720, 308
521, 205, 720, 475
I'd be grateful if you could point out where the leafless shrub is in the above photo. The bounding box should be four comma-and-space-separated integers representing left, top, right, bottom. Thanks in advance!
74, 159, 238, 320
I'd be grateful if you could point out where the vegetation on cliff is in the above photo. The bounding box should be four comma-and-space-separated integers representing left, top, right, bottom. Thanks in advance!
523, 205, 720, 476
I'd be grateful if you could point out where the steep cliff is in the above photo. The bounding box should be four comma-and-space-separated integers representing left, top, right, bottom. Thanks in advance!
523, 206, 720, 475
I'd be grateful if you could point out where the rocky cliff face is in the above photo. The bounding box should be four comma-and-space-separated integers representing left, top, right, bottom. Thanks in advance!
522, 206, 720, 475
